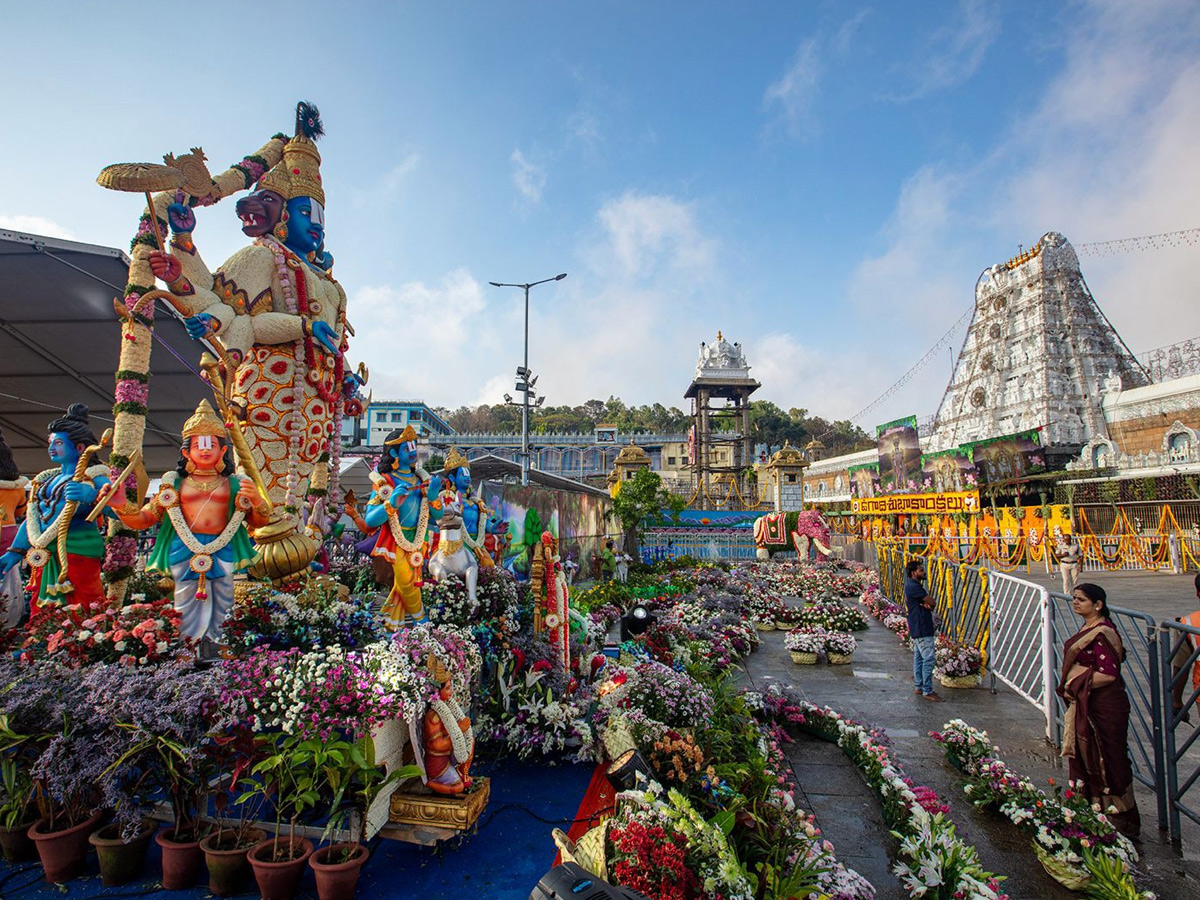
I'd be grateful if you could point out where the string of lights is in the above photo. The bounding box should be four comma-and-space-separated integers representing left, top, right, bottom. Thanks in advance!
1076, 226, 1200, 257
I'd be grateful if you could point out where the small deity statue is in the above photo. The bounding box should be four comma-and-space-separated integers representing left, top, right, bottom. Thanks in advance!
363, 427, 442, 628
530, 531, 570, 670
443, 449, 493, 568
483, 508, 510, 566
419, 655, 475, 796
108, 400, 271, 646
342, 490, 393, 590
0, 405, 111, 614
428, 475, 479, 603
150, 103, 361, 511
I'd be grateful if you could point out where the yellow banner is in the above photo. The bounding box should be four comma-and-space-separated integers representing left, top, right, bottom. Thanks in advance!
851, 491, 981, 516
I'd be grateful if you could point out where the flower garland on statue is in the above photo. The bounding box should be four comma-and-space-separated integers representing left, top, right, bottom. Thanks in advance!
382, 480, 431, 559
158, 473, 246, 599
430, 692, 474, 763
23, 466, 108, 569
259, 235, 346, 512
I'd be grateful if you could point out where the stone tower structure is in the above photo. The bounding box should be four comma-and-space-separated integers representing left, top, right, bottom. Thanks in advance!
928, 232, 1150, 462
685, 332, 760, 501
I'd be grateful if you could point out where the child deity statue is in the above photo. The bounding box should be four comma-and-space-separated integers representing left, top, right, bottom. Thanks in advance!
418, 656, 475, 796
109, 400, 270, 646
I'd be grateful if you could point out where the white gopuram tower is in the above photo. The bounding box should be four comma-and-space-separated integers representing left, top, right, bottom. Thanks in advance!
928, 232, 1150, 459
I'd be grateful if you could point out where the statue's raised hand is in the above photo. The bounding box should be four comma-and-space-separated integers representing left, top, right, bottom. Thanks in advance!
0, 551, 20, 577
149, 251, 182, 284
184, 313, 218, 341
311, 320, 340, 356
166, 192, 196, 234
64, 481, 97, 504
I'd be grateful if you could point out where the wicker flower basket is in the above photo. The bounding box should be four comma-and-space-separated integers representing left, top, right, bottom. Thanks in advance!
939, 673, 981, 689
553, 822, 608, 881
826, 652, 854, 665
755, 622, 776, 632
774, 621, 794, 631
1032, 842, 1092, 891
789, 650, 819, 665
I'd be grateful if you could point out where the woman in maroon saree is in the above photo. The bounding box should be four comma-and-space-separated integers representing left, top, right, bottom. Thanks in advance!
1057, 582, 1140, 836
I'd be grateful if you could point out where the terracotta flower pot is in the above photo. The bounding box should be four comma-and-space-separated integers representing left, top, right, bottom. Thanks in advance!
200, 827, 266, 896
27, 810, 103, 883
89, 819, 156, 886
248, 836, 314, 900
310, 843, 369, 900
156, 826, 206, 890
0, 817, 38, 863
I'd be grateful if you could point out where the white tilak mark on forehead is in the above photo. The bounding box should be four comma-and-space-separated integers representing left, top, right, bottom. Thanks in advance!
195, 435, 216, 450
310, 201, 325, 227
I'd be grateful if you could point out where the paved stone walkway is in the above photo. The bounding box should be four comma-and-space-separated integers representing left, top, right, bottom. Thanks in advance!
743, 603, 1200, 900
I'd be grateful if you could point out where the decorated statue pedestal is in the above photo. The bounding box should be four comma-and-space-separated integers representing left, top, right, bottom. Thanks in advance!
384, 778, 491, 846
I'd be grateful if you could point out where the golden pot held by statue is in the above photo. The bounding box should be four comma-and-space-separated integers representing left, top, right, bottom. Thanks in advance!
247, 512, 320, 581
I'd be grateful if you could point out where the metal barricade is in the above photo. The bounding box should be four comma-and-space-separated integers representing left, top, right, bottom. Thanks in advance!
986, 572, 1057, 738
1160, 618, 1200, 842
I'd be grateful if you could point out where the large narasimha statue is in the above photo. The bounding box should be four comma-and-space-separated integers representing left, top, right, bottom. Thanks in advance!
151, 103, 361, 513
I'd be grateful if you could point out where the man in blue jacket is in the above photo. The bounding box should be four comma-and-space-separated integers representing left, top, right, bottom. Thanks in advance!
904, 558, 942, 701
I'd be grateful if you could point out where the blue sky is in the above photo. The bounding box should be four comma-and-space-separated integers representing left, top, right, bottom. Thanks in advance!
2, 1, 1198, 428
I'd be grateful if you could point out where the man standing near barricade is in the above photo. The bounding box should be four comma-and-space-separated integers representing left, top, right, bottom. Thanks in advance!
905, 558, 942, 702
1059, 533, 1082, 594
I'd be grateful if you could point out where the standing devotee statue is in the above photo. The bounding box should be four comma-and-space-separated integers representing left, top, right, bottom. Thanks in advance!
0, 406, 111, 614
363, 427, 442, 628
150, 103, 359, 512
108, 401, 270, 648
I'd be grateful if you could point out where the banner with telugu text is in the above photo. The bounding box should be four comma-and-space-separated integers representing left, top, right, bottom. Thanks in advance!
850, 490, 981, 516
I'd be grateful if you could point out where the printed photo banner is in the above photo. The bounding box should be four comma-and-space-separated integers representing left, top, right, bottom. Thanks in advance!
851, 490, 981, 516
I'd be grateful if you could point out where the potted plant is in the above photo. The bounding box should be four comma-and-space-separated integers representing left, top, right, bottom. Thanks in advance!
88, 818, 158, 886
823, 631, 857, 665
784, 627, 824, 665
200, 725, 268, 897
244, 734, 322, 900
0, 756, 37, 862
310, 735, 420, 900
25, 731, 105, 883
934, 637, 984, 688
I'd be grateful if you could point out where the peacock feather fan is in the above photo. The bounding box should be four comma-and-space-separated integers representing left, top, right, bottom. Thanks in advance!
295, 101, 324, 141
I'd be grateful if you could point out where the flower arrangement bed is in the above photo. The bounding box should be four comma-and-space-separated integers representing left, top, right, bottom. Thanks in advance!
931, 720, 1150, 896
784, 627, 824, 664
759, 688, 1011, 900
934, 636, 983, 688
792, 599, 868, 633
823, 630, 857, 664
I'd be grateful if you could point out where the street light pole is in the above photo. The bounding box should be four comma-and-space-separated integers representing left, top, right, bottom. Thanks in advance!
489, 273, 567, 486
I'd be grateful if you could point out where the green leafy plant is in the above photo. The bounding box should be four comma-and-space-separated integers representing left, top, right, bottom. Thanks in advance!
0, 756, 34, 829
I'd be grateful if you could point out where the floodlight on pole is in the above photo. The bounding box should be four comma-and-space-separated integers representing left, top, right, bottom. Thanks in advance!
488, 272, 567, 486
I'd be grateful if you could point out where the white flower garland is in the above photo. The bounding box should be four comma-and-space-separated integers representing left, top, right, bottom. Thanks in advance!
160, 473, 247, 556
386, 477, 430, 553
25, 466, 108, 551
430, 694, 474, 763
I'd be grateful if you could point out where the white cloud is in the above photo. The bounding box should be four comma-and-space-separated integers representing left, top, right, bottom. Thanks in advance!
754, 332, 888, 418
349, 270, 494, 404
510, 148, 547, 204
592, 192, 716, 281
762, 38, 821, 140
0, 214, 76, 240
890, 0, 998, 101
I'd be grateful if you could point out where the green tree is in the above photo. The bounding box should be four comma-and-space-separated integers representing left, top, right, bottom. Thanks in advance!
611, 469, 676, 554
